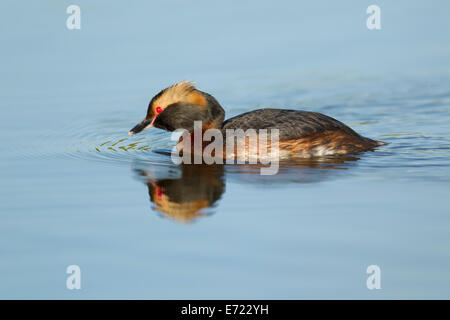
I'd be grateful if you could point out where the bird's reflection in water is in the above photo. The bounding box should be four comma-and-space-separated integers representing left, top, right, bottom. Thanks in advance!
134, 162, 225, 223
226, 155, 361, 184
133, 154, 361, 223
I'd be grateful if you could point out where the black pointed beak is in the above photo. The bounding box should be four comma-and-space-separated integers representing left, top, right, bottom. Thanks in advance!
129, 119, 153, 135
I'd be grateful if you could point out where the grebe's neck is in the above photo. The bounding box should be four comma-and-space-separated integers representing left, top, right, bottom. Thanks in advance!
200, 91, 225, 129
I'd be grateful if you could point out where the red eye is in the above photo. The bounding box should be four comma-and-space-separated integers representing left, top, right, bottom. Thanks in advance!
156, 106, 163, 114
156, 186, 163, 198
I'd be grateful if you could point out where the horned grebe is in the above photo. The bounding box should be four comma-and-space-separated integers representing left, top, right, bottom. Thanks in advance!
129, 81, 386, 158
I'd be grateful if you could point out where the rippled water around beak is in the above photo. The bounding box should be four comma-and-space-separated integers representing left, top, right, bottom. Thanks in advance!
1, 1, 450, 299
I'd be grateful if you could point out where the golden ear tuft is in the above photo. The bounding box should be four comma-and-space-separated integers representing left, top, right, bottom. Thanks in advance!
162, 81, 196, 99
170, 80, 196, 92
153, 80, 206, 108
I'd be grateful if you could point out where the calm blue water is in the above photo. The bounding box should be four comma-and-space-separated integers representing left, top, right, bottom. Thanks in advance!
1, 0, 450, 299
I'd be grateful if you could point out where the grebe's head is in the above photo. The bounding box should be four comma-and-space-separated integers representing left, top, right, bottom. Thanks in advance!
129, 81, 225, 135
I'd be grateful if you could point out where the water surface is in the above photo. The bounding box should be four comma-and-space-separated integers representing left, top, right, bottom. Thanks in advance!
1, 0, 450, 299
